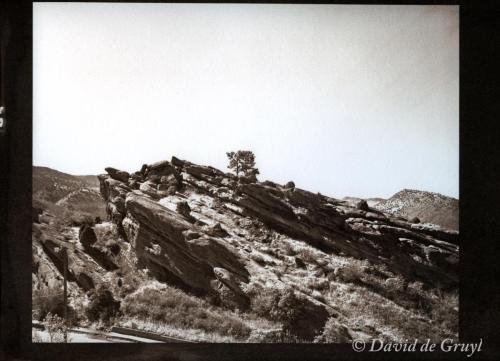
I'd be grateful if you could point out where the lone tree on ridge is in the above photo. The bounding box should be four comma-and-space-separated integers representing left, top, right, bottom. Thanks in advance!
226, 150, 260, 181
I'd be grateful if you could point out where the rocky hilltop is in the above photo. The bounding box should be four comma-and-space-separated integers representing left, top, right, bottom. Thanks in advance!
32, 158, 459, 343
100, 157, 458, 291
374, 189, 459, 231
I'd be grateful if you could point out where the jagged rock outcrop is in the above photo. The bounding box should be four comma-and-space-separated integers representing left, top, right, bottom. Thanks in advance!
31, 160, 459, 341
105, 167, 130, 183
98, 157, 459, 312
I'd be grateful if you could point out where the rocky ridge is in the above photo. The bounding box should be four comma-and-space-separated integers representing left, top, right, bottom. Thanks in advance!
96, 157, 459, 339
100, 157, 458, 290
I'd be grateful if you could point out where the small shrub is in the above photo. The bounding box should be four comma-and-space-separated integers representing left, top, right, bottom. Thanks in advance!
337, 261, 368, 284
43, 313, 70, 343
384, 276, 406, 293
429, 289, 458, 334
247, 285, 282, 319
86, 286, 120, 323
282, 242, 296, 256
314, 317, 351, 343
248, 284, 327, 341
306, 277, 330, 291
33, 288, 77, 325
407, 281, 425, 295
275, 289, 329, 340
298, 247, 317, 263
247, 328, 284, 343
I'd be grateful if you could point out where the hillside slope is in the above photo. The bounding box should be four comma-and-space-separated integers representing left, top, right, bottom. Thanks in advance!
32, 158, 459, 343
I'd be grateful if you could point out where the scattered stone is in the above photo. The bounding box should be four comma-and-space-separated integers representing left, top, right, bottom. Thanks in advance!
157, 183, 169, 191
207, 223, 229, 238
183, 230, 202, 240
171, 156, 185, 167
176, 201, 192, 219
262, 180, 278, 188
166, 185, 177, 195
356, 199, 369, 211
295, 256, 307, 268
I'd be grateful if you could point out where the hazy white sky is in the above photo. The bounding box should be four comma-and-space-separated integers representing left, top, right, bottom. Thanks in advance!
33, 3, 458, 199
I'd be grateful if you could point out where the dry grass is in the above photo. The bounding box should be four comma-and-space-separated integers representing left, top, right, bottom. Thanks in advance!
120, 283, 253, 341
325, 279, 458, 342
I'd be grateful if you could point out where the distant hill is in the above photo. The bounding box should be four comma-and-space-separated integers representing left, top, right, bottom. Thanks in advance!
33, 166, 106, 220
342, 196, 385, 208
373, 189, 458, 230
74, 174, 100, 189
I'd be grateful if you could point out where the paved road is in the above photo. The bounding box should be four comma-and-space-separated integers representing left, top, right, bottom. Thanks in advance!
32, 322, 192, 343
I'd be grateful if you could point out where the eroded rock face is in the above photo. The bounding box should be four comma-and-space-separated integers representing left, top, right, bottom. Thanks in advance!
98, 157, 459, 311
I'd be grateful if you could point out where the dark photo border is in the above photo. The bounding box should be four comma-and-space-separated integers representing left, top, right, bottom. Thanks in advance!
1, 1, 500, 360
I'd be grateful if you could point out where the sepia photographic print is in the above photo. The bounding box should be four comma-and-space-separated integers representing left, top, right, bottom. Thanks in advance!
29, 3, 462, 346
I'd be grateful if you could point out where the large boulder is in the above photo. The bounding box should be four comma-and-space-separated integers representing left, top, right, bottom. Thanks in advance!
147, 160, 177, 178
206, 223, 229, 238
356, 199, 369, 211
105, 167, 130, 183
79, 225, 97, 248
176, 201, 194, 221
119, 193, 248, 299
